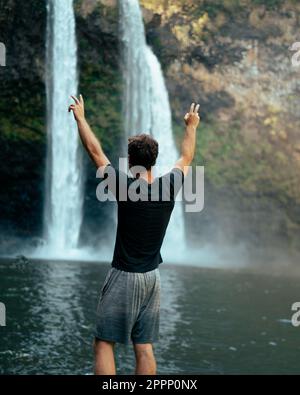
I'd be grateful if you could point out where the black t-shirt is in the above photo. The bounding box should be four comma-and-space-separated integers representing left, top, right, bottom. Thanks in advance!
100, 165, 184, 273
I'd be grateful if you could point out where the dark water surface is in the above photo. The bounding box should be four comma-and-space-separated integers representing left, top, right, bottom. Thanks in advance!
0, 259, 299, 374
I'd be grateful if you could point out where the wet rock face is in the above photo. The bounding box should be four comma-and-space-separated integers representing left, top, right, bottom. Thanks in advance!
139, 0, 300, 251
1, 0, 300, 254
0, 1, 47, 242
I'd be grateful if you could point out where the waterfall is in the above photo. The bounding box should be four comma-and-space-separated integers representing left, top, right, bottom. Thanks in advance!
119, 0, 185, 259
44, 0, 83, 255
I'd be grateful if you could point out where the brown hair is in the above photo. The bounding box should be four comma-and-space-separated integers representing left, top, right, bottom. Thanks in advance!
128, 134, 159, 171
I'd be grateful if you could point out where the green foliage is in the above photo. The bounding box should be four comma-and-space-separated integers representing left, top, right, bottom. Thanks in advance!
250, 0, 284, 9
76, 4, 122, 161
79, 62, 122, 158
174, 115, 300, 207
0, 0, 46, 143
0, 81, 45, 142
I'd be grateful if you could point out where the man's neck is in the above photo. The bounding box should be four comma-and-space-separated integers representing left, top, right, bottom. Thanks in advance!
139, 170, 154, 184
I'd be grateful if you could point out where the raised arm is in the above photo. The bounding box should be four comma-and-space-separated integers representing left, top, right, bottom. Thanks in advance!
68, 95, 110, 169
174, 103, 200, 176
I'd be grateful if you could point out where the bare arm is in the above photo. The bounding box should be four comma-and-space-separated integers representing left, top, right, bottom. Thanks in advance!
68, 95, 110, 169
174, 103, 200, 176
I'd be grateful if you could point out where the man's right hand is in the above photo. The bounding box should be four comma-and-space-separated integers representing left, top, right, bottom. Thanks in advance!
69, 94, 111, 169
68, 94, 85, 122
184, 103, 200, 128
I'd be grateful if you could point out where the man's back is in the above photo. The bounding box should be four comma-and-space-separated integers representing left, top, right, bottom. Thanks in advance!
111, 167, 184, 272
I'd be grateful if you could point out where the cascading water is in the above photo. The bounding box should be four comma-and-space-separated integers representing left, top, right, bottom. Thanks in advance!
119, 0, 185, 259
44, 0, 83, 255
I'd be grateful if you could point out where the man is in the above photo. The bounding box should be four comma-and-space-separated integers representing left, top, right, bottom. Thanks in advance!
68, 95, 200, 375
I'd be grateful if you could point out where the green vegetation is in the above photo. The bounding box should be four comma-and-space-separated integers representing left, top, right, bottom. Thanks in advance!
251, 0, 284, 9
0, 0, 46, 143
0, 80, 45, 143
176, 116, 299, 208
78, 61, 122, 158
76, 2, 122, 161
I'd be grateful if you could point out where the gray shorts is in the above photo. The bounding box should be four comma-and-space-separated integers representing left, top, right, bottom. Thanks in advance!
95, 267, 161, 344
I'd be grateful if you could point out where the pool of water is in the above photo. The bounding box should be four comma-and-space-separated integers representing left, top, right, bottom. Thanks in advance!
0, 259, 299, 374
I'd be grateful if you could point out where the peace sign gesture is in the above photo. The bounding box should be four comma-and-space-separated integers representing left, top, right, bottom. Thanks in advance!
68, 94, 85, 122
184, 103, 200, 128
